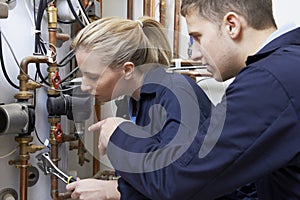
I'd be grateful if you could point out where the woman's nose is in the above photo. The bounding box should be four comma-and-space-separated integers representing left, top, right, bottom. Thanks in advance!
81, 81, 92, 92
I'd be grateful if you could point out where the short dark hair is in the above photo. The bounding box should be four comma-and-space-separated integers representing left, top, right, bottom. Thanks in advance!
181, 0, 277, 30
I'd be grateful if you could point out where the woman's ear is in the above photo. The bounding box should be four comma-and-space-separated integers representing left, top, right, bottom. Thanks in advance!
223, 12, 242, 39
122, 62, 135, 80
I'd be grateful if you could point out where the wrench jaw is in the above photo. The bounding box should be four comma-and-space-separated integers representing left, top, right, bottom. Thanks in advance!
36, 153, 51, 175
36, 152, 75, 184
37, 162, 50, 176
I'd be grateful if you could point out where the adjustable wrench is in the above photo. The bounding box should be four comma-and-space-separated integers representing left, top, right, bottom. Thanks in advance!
36, 152, 76, 184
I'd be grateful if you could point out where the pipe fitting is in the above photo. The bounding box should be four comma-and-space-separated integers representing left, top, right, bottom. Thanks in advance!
47, 4, 57, 29
0, 103, 35, 135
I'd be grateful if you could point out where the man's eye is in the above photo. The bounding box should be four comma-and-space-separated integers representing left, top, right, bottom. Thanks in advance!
193, 37, 200, 43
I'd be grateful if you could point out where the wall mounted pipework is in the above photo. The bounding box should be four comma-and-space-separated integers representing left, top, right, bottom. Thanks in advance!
48, 117, 61, 200
3, 54, 49, 200
47, 3, 60, 96
47, 85, 92, 167
9, 136, 45, 200
47, 4, 66, 200
16, 136, 44, 200
14, 55, 49, 101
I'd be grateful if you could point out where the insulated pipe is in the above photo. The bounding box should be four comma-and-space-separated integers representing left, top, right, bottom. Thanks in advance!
173, 0, 180, 58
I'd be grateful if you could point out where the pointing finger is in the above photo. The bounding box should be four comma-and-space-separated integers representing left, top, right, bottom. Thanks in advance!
88, 120, 105, 132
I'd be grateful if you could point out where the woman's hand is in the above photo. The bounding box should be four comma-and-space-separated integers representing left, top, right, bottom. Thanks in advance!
66, 178, 120, 200
88, 117, 130, 156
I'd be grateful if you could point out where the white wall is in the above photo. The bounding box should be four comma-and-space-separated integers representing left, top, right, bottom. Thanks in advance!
273, 0, 300, 27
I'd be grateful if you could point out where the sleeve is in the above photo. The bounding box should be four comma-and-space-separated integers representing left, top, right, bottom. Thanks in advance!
108, 67, 300, 200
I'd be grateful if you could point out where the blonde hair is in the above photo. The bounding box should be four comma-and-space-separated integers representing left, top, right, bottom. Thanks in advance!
72, 16, 172, 69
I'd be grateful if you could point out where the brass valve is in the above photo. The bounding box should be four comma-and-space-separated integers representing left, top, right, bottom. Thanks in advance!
47, 4, 57, 29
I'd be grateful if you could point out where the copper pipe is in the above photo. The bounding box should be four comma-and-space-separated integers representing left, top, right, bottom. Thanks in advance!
18, 137, 31, 200
159, 0, 166, 27
93, 99, 101, 175
82, 0, 88, 6
12, 136, 44, 200
173, 0, 181, 58
14, 56, 49, 100
50, 133, 59, 199
47, 4, 61, 199
50, 145, 59, 200
19, 56, 49, 75
47, 4, 59, 96
48, 117, 60, 200
143, 0, 155, 17
20, 160, 27, 200
127, 0, 133, 19
56, 32, 70, 43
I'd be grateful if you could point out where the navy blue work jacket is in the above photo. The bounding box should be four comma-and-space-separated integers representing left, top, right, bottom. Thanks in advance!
110, 66, 213, 199
108, 27, 300, 200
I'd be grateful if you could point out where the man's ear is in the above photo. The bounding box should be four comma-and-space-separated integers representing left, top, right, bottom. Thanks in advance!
122, 62, 135, 80
223, 12, 242, 39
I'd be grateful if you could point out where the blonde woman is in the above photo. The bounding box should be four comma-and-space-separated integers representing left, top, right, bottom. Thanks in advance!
66, 16, 212, 199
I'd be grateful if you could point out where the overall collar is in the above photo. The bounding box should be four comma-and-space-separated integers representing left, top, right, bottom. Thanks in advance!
246, 25, 300, 65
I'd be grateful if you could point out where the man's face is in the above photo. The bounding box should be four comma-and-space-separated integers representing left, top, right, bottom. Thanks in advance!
185, 9, 240, 81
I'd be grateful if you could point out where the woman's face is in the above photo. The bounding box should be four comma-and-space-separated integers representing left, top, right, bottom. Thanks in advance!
76, 49, 125, 102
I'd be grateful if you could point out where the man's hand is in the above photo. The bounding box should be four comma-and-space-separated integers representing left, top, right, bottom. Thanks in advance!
88, 117, 130, 156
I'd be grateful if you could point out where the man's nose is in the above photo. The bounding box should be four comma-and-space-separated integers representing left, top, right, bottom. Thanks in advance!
191, 43, 202, 61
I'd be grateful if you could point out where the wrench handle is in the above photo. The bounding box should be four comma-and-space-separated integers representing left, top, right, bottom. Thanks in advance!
67, 176, 76, 184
